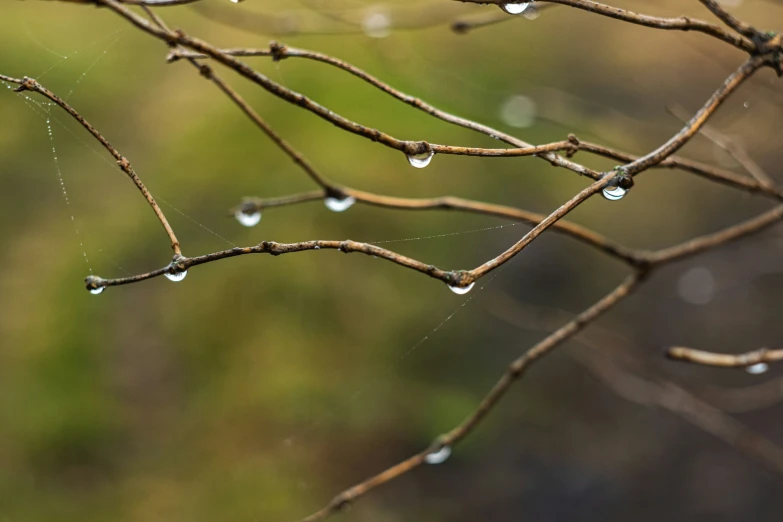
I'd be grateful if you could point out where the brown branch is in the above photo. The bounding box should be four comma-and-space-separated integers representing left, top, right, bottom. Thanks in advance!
455, 0, 755, 52
298, 272, 645, 522
621, 57, 766, 176
239, 188, 642, 265
646, 204, 783, 264
168, 44, 783, 199
576, 139, 783, 200
698, 0, 761, 39
667, 104, 776, 189
0, 74, 181, 256
667, 346, 783, 368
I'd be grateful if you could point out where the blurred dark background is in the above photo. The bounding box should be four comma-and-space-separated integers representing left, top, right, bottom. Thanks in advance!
1, 0, 783, 520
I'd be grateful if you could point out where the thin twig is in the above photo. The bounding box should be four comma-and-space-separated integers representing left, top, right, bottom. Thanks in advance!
0, 74, 181, 255
667, 346, 783, 368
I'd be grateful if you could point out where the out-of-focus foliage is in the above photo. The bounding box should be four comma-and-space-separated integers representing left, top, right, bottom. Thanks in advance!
0, 1, 782, 521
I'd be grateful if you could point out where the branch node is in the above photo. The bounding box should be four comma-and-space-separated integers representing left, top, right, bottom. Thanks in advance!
168, 254, 189, 274
84, 274, 105, 293
402, 140, 432, 157
269, 41, 287, 62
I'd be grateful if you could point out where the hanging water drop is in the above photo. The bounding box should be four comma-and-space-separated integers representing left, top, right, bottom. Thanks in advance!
230, 0, 245, 3
746, 362, 769, 375
89, 286, 105, 295
602, 185, 627, 201
165, 270, 188, 282
425, 445, 452, 465
448, 282, 475, 295
407, 151, 434, 169
235, 208, 261, 227
324, 195, 356, 212
500, 2, 531, 14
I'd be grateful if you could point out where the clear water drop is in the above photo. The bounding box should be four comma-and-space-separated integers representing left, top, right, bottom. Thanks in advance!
235, 209, 261, 227
324, 196, 356, 212
165, 270, 188, 282
425, 445, 451, 465
501, 2, 531, 14
314, 245, 321, 250
448, 282, 475, 295
407, 151, 434, 169
746, 362, 769, 375
230, 0, 245, 3
602, 185, 627, 201
89, 286, 105, 295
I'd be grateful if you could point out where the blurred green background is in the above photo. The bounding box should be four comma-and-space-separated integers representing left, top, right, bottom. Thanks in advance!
1, 0, 783, 520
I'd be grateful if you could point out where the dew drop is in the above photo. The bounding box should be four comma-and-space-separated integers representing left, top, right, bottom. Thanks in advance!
165, 270, 188, 282
89, 286, 105, 295
407, 151, 434, 169
235, 209, 261, 227
746, 362, 769, 375
230, 0, 245, 3
448, 282, 475, 295
500, 2, 531, 14
324, 196, 356, 212
425, 445, 451, 465
314, 245, 321, 250
602, 185, 627, 201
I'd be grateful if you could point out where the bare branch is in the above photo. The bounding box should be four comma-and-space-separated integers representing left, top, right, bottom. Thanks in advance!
667, 346, 783, 369
455, 0, 755, 52
0, 74, 181, 255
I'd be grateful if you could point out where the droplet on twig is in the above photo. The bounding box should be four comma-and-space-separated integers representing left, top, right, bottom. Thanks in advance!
746, 362, 769, 375
235, 209, 261, 227
448, 282, 475, 295
425, 445, 452, 464
324, 196, 356, 212
500, 2, 531, 14
602, 185, 627, 201
89, 286, 105, 295
407, 151, 434, 168
165, 270, 188, 282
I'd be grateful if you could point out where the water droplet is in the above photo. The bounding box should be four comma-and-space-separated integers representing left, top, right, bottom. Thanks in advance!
746, 362, 769, 375
523, 6, 541, 20
743, 101, 750, 108
324, 196, 356, 212
362, 10, 391, 38
602, 185, 627, 201
448, 282, 475, 295
314, 245, 321, 250
407, 151, 434, 168
165, 270, 188, 282
89, 286, 105, 295
500, 2, 531, 14
425, 445, 452, 464
235, 209, 261, 227
230, 0, 245, 3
